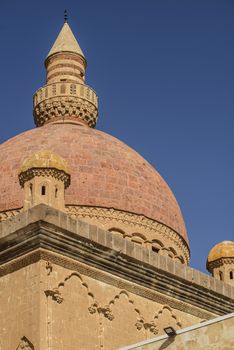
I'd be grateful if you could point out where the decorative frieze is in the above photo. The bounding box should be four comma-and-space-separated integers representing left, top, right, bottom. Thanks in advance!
66, 205, 190, 263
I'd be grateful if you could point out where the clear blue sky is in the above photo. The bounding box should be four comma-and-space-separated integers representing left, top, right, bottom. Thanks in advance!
0, 1, 233, 273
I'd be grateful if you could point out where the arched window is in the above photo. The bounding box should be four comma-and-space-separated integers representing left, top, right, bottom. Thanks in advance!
230, 271, 233, 280
108, 228, 125, 235
151, 239, 163, 254
152, 246, 160, 253
169, 247, 177, 256
219, 271, 223, 281
55, 187, 58, 198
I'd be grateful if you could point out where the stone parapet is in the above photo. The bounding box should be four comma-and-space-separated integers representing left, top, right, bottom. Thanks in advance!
0, 204, 233, 317
33, 82, 98, 127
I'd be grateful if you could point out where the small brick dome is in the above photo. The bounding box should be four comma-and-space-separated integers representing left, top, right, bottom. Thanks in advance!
0, 123, 188, 244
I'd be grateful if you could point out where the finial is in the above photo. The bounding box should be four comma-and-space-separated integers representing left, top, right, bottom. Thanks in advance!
64, 9, 68, 23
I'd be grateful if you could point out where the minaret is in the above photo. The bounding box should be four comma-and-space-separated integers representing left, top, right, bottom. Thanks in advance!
33, 20, 98, 128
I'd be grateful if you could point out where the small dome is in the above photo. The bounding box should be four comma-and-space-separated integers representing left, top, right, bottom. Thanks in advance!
19, 149, 70, 174
207, 241, 234, 262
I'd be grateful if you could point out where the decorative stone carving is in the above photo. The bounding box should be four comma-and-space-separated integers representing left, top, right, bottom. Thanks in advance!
44, 288, 64, 304
51, 272, 98, 313
19, 168, 70, 189
97, 305, 114, 321
66, 205, 190, 263
208, 257, 234, 271
45, 261, 53, 275
16, 336, 34, 350
143, 321, 158, 335
33, 81, 98, 128
0, 209, 21, 222
135, 317, 144, 330
154, 305, 182, 333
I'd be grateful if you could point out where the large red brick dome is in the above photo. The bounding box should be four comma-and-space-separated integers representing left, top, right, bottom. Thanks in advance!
0, 123, 188, 243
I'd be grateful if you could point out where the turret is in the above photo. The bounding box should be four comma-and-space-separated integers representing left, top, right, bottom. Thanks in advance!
207, 241, 234, 285
18, 150, 70, 211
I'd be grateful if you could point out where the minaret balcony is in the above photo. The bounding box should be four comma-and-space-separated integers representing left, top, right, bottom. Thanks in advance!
33, 82, 98, 128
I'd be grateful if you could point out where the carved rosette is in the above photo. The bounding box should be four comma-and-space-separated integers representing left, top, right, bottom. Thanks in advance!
33, 82, 98, 128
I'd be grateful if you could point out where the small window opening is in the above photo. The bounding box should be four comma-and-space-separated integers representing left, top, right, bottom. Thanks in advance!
152, 246, 159, 254
41, 186, 46, 196
55, 187, 58, 198
219, 271, 223, 281
230, 271, 233, 280
30, 183, 33, 195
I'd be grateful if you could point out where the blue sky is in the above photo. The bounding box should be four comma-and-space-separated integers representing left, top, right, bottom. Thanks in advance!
0, 1, 233, 272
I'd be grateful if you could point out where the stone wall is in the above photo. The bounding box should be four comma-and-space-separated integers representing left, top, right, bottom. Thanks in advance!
119, 313, 234, 350
0, 204, 233, 349
0, 262, 40, 349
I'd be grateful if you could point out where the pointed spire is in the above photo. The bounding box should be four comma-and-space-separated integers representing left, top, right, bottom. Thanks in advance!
47, 22, 85, 59
64, 9, 68, 23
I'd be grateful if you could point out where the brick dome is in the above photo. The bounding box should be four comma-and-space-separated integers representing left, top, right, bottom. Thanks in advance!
0, 123, 188, 244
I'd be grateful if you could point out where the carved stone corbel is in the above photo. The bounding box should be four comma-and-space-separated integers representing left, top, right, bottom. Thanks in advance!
44, 288, 64, 304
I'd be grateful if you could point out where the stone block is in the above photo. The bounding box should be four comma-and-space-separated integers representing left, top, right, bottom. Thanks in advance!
126, 240, 135, 258
167, 257, 175, 274
174, 261, 186, 279
66, 216, 77, 233
89, 224, 98, 242
105, 230, 113, 248
222, 283, 233, 299
185, 266, 195, 283
97, 228, 106, 246
142, 247, 149, 264
199, 273, 210, 289
149, 250, 160, 267
158, 255, 167, 271
44, 205, 60, 225
214, 279, 224, 294
77, 220, 90, 239
58, 210, 69, 231
113, 234, 125, 252
209, 276, 215, 291
134, 244, 142, 261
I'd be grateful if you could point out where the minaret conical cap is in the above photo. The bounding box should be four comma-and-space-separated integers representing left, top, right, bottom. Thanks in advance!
47, 22, 85, 59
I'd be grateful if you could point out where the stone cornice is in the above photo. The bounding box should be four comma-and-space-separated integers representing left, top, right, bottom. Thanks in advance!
18, 167, 70, 188
207, 257, 234, 272
0, 204, 233, 317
